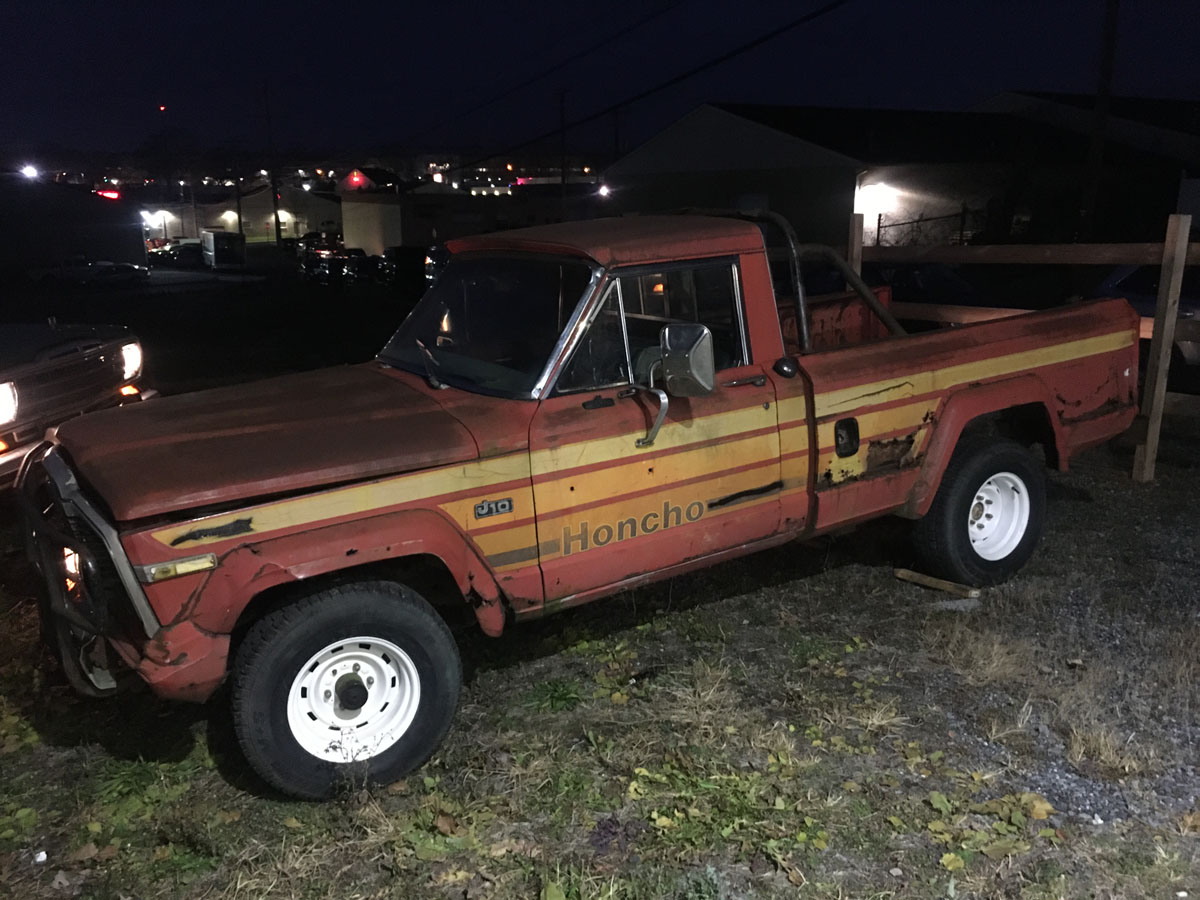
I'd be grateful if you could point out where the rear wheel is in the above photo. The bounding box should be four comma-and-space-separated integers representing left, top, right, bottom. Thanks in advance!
231, 581, 461, 799
912, 437, 1046, 586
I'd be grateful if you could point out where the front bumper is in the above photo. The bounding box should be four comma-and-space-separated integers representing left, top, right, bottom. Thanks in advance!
19, 445, 229, 701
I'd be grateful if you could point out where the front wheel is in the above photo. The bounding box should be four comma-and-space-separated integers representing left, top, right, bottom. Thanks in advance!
231, 581, 461, 799
912, 437, 1046, 586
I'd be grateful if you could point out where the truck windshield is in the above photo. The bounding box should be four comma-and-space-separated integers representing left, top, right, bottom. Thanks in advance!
378, 255, 595, 398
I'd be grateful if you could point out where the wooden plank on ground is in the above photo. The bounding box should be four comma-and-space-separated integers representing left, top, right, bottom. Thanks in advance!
863, 242, 1200, 266
1134, 214, 1191, 482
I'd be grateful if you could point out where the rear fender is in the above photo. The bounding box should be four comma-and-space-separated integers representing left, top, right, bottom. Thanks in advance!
196, 508, 507, 637
900, 375, 1063, 518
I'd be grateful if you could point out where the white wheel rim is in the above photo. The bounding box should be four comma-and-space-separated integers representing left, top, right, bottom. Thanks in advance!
286, 637, 421, 763
966, 471, 1030, 561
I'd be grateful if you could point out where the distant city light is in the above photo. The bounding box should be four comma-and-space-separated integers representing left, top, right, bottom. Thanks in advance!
350, 170, 363, 185
259, 169, 268, 176
598, 184, 611, 197
158, 105, 166, 112
583, 166, 591, 174
506, 163, 513, 171
451, 181, 459, 190
20, 165, 38, 179
96, 190, 120, 200
432, 172, 444, 183
301, 183, 312, 192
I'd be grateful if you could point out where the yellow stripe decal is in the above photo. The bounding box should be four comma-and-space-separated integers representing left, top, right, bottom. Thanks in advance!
150, 329, 1130, 549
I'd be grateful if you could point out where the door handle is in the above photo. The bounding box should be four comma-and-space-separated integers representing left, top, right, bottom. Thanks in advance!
582, 394, 615, 410
721, 375, 766, 388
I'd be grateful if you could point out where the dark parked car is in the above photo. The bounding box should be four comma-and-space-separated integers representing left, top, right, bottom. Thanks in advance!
0, 322, 151, 488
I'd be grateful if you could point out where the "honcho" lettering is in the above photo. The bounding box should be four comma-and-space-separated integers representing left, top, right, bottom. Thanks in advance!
561, 499, 705, 556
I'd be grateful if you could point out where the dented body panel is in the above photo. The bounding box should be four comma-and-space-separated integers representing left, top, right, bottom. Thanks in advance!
21, 216, 1139, 704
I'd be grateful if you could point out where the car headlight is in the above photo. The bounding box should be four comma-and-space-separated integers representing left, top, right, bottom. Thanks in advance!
0, 382, 16, 425
121, 342, 143, 381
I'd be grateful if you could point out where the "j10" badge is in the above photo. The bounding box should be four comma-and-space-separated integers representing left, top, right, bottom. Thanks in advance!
474, 498, 514, 519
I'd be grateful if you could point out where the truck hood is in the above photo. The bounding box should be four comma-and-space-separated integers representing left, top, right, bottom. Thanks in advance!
54, 364, 479, 522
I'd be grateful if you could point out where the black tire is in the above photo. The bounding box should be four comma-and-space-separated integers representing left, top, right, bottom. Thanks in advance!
231, 581, 461, 799
912, 437, 1046, 586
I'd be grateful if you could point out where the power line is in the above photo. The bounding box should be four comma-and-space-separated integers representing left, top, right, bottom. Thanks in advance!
437, 0, 854, 183
407, 1, 684, 147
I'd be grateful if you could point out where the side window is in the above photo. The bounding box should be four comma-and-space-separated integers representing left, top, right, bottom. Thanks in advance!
557, 284, 629, 392
556, 260, 746, 394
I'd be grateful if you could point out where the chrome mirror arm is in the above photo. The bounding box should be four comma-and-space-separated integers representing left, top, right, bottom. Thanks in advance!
636, 388, 669, 448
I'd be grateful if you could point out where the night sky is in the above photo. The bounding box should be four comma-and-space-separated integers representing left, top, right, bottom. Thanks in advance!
2, 0, 1197, 158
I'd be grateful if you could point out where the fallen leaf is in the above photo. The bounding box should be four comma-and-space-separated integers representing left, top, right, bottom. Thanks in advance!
940, 852, 965, 871
69, 843, 98, 862
214, 810, 241, 825
97, 844, 119, 861
610, 691, 629, 705
929, 791, 953, 815
982, 838, 1030, 860
1027, 797, 1055, 820
887, 815, 906, 831
282, 816, 302, 830
86, 822, 103, 835
51, 871, 71, 891
433, 868, 472, 885
434, 812, 459, 836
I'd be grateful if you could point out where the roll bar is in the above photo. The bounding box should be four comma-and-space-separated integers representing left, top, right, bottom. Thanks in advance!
671, 208, 906, 352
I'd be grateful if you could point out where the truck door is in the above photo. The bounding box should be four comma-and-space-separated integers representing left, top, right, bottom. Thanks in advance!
529, 258, 782, 605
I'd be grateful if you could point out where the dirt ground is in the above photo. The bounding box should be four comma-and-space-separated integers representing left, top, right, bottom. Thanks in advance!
1, 272, 1197, 899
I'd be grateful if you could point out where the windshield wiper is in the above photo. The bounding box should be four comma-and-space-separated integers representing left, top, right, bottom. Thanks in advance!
414, 339, 447, 390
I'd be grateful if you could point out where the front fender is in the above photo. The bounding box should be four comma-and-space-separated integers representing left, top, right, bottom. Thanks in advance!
899, 374, 1063, 518
189, 508, 508, 637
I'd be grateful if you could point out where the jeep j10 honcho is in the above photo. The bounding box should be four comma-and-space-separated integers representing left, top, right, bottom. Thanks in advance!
20, 215, 1139, 798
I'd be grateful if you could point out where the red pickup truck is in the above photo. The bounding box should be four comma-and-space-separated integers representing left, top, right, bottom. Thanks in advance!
20, 214, 1138, 798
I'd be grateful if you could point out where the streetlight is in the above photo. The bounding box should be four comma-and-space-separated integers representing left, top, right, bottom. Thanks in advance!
20, 165, 38, 179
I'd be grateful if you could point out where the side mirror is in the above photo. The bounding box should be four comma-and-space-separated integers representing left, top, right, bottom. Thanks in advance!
659, 323, 715, 397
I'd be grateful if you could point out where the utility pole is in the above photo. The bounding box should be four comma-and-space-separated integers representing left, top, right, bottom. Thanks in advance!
1081, 0, 1119, 240
234, 161, 244, 236
559, 90, 568, 222
264, 78, 283, 245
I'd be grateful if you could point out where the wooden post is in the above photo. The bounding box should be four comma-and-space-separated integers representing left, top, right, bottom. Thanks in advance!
847, 213, 864, 277
1133, 213, 1191, 482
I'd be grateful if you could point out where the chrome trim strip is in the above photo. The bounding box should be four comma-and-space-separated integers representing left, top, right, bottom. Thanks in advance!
42, 448, 161, 637
530, 265, 605, 400
731, 261, 750, 365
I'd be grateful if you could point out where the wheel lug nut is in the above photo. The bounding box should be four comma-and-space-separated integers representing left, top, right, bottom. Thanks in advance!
353, 663, 360, 673
366, 677, 374, 686
324, 690, 332, 700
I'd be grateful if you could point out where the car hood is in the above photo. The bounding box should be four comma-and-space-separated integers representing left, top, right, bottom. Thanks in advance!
54, 364, 479, 521
0, 322, 133, 372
